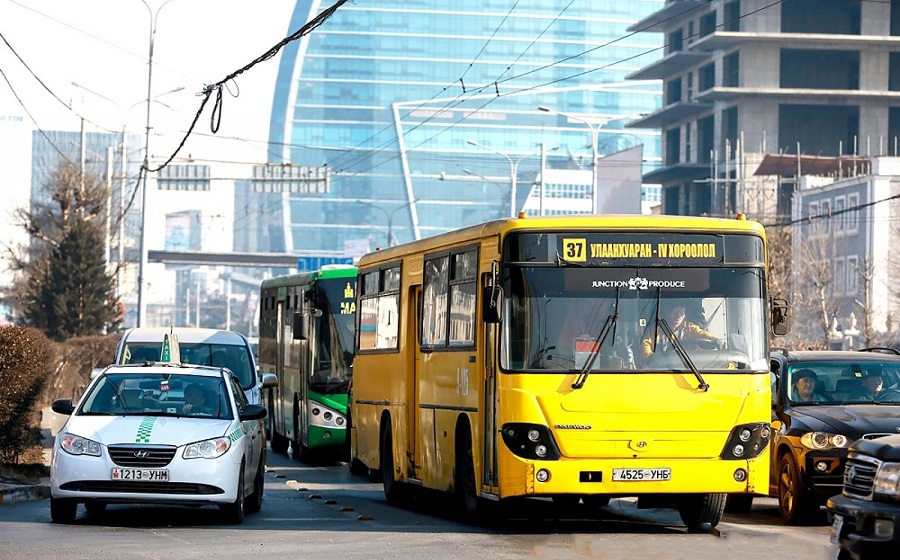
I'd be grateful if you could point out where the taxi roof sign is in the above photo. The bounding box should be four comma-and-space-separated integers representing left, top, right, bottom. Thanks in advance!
160, 330, 181, 363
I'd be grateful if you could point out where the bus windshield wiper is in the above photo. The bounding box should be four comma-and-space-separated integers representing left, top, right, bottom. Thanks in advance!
572, 288, 620, 390
657, 318, 710, 392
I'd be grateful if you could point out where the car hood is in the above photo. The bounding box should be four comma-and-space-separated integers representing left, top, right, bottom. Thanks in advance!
793, 404, 900, 438
63, 415, 233, 447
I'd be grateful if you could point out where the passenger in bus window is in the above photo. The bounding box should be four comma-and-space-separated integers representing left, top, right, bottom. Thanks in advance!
641, 303, 718, 358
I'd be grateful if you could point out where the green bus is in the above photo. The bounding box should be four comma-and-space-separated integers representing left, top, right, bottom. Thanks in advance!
258, 265, 357, 461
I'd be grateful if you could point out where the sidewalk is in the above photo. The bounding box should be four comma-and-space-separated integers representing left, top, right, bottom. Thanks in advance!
0, 406, 53, 505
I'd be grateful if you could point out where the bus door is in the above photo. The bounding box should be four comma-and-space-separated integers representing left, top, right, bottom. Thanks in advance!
481, 273, 499, 491
409, 284, 423, 479
275, 291, 286, 437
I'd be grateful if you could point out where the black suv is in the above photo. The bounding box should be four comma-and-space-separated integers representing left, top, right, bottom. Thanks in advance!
828, 434, 900, 560
729, 348, 900, 524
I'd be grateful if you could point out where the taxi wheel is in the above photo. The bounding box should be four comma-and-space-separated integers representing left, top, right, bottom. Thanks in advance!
221, 469, 246, 525
245, 458, 265, 514
50, 498, 77, 523
778, 453, 817, 525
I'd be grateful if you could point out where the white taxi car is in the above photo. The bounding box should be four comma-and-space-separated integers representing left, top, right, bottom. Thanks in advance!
50, 362, 267, 524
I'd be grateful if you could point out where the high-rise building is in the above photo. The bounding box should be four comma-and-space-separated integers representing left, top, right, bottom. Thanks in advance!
256, 0, 664, 257
627, 0, 900, 221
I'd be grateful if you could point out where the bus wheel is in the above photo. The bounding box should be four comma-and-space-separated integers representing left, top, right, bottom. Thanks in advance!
677, 492, 725, 532
380, 424, 407, 506
456, 428, 482, 519
349, 456, 369, 477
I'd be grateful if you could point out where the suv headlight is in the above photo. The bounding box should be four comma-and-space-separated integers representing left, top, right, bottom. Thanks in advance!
800, 432, 849, 450
59, 433, 102, 456
873, 463, 900, 499
183, 437, 231, 459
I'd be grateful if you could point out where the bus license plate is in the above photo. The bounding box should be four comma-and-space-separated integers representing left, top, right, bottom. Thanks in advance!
111, 468, 169, 482
612, 468, 671, 481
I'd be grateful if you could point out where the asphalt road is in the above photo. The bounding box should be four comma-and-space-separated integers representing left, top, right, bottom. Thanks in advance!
0, 445, 840, 560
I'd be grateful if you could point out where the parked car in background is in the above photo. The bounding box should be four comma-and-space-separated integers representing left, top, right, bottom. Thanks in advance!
107, 328, 274, 407
50, 362, 268, 524
828, 433, 900, 560
727, 348, 900, 524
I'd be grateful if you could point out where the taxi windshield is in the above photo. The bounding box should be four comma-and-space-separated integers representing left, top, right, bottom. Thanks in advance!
79, 372, 234, 420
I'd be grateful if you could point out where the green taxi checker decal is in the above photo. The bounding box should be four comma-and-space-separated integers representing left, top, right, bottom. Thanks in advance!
135, 417, 158, 443
227, 425, 247, 443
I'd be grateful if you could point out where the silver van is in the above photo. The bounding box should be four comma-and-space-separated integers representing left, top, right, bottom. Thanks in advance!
108, 327, 275, 406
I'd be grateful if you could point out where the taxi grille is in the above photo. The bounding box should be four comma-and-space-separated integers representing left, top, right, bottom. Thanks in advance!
108, 444, 176, 467
841, 452, 880, 500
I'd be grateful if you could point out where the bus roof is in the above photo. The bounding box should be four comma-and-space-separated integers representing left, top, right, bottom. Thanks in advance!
259, 264, 357, 290
357, 213, 766, 267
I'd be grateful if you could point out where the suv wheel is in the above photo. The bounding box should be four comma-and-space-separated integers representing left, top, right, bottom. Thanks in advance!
778, 453, 818, 524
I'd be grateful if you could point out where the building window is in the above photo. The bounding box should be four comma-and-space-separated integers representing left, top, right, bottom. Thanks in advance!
834, 195, 846, 233
780, 49, 859, 90
666, 127, 681, 164
666, 77, 682, 105
697, 115, 714, 164
846, 255, 859, 294
724, 1, 740, 32
700, 11, 717, 37
846, 193, 859, 234
821, 199, 831, 234
723, 52, 739, 87
667, 28, 683, 54
699, 62, 716, 91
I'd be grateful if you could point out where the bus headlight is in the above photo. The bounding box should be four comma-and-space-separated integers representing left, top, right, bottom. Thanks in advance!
501, 423, 561, 461
720, 423, 771, 460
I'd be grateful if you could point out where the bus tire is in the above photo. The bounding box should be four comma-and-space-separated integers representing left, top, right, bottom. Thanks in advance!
349, 457, 369, 477
677, 492, 725, 532
380, 423, 407, 506
456, 426, 482, 519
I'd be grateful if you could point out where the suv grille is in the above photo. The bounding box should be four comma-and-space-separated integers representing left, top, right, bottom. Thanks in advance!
842, 452, 880, 500
108, 444, 177, 467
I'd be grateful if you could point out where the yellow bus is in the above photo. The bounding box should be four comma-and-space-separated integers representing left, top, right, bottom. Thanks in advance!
349, 214, 784, 531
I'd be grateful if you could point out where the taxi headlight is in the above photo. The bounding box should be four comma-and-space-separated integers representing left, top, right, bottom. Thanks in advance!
59, 433, 101, 456
800, 432, 850, 450
873, 463, 900, 499
183, 437, 231, 459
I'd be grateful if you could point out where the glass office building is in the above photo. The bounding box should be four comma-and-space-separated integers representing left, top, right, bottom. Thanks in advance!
260, 0, 663, 257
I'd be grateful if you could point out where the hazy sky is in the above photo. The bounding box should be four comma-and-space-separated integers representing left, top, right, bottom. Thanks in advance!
0, 0, 300, 170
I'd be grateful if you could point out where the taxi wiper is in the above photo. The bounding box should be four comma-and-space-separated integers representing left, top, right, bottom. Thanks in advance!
658, 318, 710, 392
572, 288, 620, 390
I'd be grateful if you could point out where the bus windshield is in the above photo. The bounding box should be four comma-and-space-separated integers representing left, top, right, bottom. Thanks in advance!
501, 266, 768, 373
312, 278, 356, 394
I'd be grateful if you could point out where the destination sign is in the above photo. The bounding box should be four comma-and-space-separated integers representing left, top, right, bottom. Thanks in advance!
503, 232, 761, 267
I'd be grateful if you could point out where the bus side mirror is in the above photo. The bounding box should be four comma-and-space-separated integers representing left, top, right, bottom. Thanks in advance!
771, 297, 789, 336
293, 312, 308, 340
482, 286, 502, 324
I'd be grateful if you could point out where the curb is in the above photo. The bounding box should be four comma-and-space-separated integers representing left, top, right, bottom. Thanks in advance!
0, 482, 50, 505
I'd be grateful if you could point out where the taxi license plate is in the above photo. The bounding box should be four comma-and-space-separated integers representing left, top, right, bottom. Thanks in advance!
111, 468, 169, 482
612, 468, 671, 481
830, 514, 844, 544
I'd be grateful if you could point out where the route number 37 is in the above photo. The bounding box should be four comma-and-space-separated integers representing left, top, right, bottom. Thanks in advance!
562, 238, 587, 262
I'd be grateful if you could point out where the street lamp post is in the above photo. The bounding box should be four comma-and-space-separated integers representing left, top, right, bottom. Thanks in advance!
466, 140, 544, 218
538, 105, 600, 213
136, 0, 179, 327
357, 199, 418, 247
